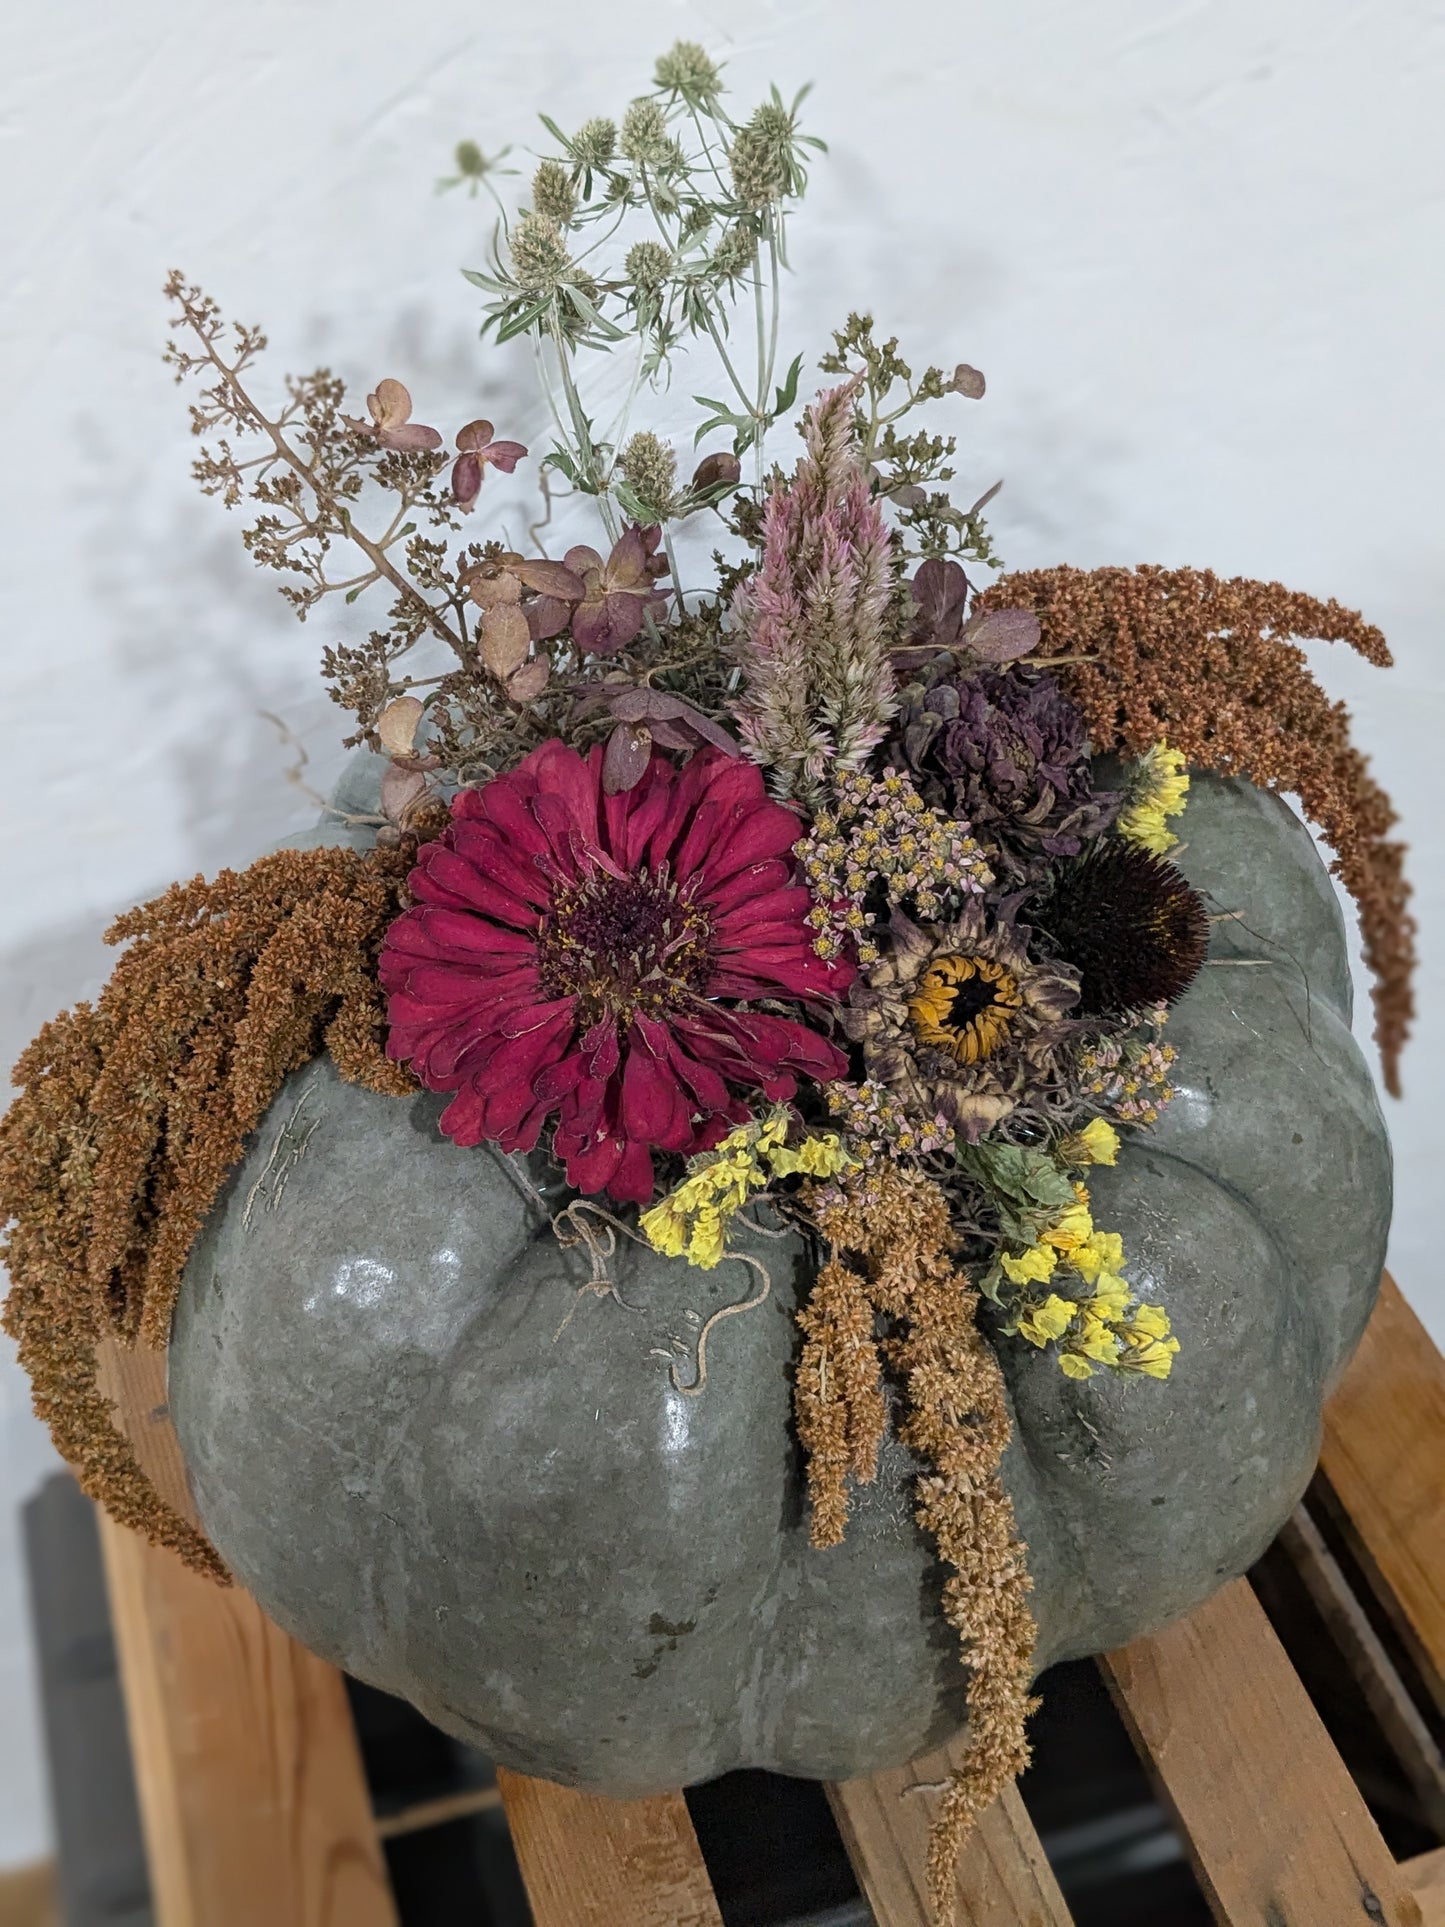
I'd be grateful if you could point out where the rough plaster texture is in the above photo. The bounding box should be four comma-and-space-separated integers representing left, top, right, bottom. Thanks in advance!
2, 0, 1441, 1860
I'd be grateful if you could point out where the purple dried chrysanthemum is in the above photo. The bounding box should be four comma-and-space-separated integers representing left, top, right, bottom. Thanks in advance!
892, 667, 1119, 880
729, 381, 899, 803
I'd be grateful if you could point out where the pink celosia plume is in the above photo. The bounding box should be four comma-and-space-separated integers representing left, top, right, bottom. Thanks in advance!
730, 381, 899, 801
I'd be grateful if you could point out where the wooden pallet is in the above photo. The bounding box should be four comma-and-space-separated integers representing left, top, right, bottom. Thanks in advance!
95, 1272, 1445, 1927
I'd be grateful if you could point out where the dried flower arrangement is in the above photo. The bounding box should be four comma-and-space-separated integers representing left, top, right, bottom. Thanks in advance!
0, 42, 1413, 1925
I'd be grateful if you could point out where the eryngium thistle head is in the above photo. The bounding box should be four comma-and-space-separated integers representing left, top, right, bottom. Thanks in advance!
711, 221, 758, 284
892, 667, 1119, 880
616, 431, 679, 520
654, 40, 723, 103
531, 158, 577, 227
729, 100, 796, 207
573, 117, 617, 170
625, 239, 672, 294
621, 98, 675, 167
1033, 840, 1209, 1016
509, 210, 572, 295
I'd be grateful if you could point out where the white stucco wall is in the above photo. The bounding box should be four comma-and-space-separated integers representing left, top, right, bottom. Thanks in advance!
2, 0, 1441, 1868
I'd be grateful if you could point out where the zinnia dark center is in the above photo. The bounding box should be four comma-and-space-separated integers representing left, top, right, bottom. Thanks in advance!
536, 867, 713, 1023
908, 954, 1022, 1065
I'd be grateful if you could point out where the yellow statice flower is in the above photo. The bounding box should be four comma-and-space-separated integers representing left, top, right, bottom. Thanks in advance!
1070, 1228, 1124, 1286
768, 1131, 853, 1179
1117, 742, 1189, 854
641, 1110, 857, 1269
1069, 1310, 1123, 1364
1017, 1293, 1077, 1346
1042, 1183, 1093, 1252
1081, 1277, 1132, 1322
1056, 1118, 1120, 1168
994, 1208, 1182, 1384
999, 1242, 1057, 1286
1114, 1302, 1181, 1379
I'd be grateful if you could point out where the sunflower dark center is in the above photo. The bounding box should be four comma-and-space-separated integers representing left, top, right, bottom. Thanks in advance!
536, 867, 713, 1024
908, 954, 1023, 1065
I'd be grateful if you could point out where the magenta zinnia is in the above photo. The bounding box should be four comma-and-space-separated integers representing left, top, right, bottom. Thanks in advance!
380, 741, 854, 1202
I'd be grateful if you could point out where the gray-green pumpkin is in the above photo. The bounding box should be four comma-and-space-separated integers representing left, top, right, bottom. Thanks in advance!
167, 758, 1390, 1793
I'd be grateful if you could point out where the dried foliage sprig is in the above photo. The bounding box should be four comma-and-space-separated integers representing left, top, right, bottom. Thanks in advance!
978, 565, 1413, 1092
0, 838, 436, 1576
821, 314, 999, 567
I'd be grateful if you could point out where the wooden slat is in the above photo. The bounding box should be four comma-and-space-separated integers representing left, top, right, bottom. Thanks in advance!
100, 1516, 397, 1927
375, 1783, 503, 1840
1277, 1505, 1445, 1835
828, 1752, 1072, 1927
0, 1861, 57, 1927
1101, 1577, 1422, 1925
96, 1337, 197, 1524
495, 1769, 723, 1927
97, 1336, 396, 1927
1321, 1272, 1445, 1711
1403, 1848, 1445, 1927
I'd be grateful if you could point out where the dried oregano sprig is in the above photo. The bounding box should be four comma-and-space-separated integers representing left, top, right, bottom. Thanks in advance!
820, 313, 1000, 568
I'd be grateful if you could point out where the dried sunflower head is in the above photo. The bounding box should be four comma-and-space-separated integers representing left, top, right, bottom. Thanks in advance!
842, 901, 1081, 1142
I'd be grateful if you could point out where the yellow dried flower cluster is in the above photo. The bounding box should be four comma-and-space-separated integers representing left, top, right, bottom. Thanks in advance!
800, 1166, 1036, 1924
1117, 741, 1190, 853
992, 1184, 1180, 1381
640, 1108, 853, 1269
794, 766, 990, 964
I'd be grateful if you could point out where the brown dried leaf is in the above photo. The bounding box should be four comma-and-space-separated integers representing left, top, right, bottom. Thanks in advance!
965, 608, 1041, 663
462, 567, 523, 610
377, 695, 424, 756
510, 557, 586, 601
952, 363, 987, 399
479, 602, 531, 680
380, 762, 428, 825
507, 657, 550, 704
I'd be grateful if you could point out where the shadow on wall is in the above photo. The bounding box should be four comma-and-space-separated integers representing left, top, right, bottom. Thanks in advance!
69, 297, 540, 897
